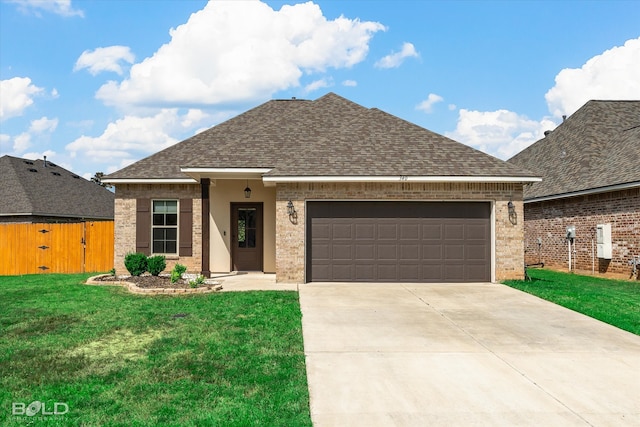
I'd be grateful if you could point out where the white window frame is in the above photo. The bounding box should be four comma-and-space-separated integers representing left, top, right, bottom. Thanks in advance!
151, 199, 179, 255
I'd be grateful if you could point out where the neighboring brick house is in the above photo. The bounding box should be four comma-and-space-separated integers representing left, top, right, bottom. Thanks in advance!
508, 100, 640, 278
104, 93, 539, 283
0, 155, 114, 223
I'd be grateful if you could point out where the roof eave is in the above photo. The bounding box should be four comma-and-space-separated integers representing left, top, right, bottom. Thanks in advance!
525, 181, 640, 203
102, 178, 198, 184
263, 175, 542, 184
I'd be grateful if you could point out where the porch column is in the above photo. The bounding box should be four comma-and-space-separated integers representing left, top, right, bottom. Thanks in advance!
201, 178, 211, 277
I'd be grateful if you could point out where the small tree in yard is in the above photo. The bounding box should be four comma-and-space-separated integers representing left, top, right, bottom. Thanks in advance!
124, 252, 147, 276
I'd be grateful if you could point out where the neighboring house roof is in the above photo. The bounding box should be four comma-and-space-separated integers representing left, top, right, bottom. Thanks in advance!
0, 155, 114, 220
106, 93, 538, 183
508, 100, 640, 201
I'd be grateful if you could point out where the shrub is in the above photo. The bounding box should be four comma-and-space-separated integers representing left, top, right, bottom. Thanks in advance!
147, 255, 166, 276
171, 264, 187, 284
189, 275, 206, 288
124, 252, 147, 276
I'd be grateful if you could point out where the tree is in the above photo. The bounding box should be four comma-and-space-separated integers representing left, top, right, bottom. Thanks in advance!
91, 172, 112, 188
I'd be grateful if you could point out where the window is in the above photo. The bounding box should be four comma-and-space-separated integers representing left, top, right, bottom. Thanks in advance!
152, 200, 178, 254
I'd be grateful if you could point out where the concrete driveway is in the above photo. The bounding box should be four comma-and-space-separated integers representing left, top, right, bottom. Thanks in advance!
299, 282, 640, 426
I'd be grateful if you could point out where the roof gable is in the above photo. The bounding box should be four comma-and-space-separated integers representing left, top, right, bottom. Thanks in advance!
0, 155, 114, 219
107, 92, 536, 181
508, 100, 640, 200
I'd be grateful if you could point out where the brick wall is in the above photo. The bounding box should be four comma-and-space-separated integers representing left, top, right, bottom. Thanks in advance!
524, 188, 640, 278
113, 184, 202, 275
276, 182, 525, 283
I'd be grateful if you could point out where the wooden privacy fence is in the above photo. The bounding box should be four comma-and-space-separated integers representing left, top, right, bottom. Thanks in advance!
0, 221, 114, 275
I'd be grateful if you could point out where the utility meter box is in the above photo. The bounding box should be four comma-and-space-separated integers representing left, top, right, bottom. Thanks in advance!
566, 225, 576, 240
596, 224, 612, 259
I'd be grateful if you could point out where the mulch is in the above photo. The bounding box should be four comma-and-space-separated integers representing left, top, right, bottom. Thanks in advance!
93, 274, 194, 289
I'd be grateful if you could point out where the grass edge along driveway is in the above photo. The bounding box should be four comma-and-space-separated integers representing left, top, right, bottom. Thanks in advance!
504, 268, 640, 336
0, 273, 312, 426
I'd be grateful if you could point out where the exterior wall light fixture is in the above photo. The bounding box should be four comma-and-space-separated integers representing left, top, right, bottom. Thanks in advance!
507, 200, 517, 225
287, 200, 298, 223
244, 180, 251, 199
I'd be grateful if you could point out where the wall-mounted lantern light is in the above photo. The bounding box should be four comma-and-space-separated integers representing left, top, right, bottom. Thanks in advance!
244, 180, 251, 199
287, 200, 298, 223
507, 200, 517, 225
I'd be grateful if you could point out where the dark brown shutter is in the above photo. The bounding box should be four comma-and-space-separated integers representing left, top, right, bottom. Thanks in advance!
136, 198, 151, 255
179, 198, 193, 257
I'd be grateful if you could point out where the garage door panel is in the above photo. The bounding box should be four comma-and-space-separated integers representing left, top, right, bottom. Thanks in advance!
332, 264, 353, 281
307, 201, 490, 283
355, 244, 375, 260
444, 264, 465, 281
312, 244, 330, 260
399, 244, 420, 260
445, 245, 464, 260
355, 264, 375, 281
422, 264, 444, 281
423, 244, 443, 260
377, 264, 398, 281
466, 222, 489, 240
467, 244, 488, 261
332, 244, 353, 260
377, 244, 397, 260
332, 223, 353, 239
355, 223, 375, 239
399, 264, 420, 281
400, 223, 420, 240
377, 223, 398, 240
444, 223, 464, 240
466, 265, 489, 282
312, 222, 331, 239
422, 223, 443, 239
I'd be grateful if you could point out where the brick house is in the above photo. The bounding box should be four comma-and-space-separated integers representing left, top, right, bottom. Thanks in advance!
0, 155, 114, 223
508, 100, 640, 278
104, 93, 539, 283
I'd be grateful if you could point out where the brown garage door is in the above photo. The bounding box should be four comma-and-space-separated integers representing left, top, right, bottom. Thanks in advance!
307, 201, 490, 282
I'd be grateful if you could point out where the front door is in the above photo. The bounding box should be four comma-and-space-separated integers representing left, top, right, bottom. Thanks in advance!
231, 203, 263, 271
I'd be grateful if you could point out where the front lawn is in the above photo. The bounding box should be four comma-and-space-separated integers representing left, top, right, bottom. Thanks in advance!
504, 269, 640, 335
0, 274, 312, 426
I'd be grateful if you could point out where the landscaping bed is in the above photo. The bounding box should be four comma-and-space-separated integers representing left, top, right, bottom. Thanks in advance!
92, 273, 217, 289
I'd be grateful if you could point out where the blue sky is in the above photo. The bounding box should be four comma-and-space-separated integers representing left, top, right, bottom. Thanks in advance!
1, 0, 639, 180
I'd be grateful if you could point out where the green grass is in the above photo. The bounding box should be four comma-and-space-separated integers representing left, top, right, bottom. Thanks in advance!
504, 269, 640, 335
0, 274, 311, 426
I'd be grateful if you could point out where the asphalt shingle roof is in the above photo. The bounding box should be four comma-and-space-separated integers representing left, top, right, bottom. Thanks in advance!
0, 155, 115, 219
508, 100, 640, 200
106, 93, 536, 180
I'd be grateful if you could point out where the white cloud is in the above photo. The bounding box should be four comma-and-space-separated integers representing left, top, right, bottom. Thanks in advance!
374, 42, 418, 69
74, 46, 135, 76
342, 80, 357, 87
95, 1, 384, 109
64, 109, 215, 169
545, 37, 640, 118
13, 133, 31, 153
447, 109, 557, 160
416, 93, 444, 113
0, 77, 43, 120
7, 0, 84, 17
21, 149, 57, 162
448, 104, 457, 111
29, 116, 58, 133
304, 78, 332, 93
10, 116, 58, 154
